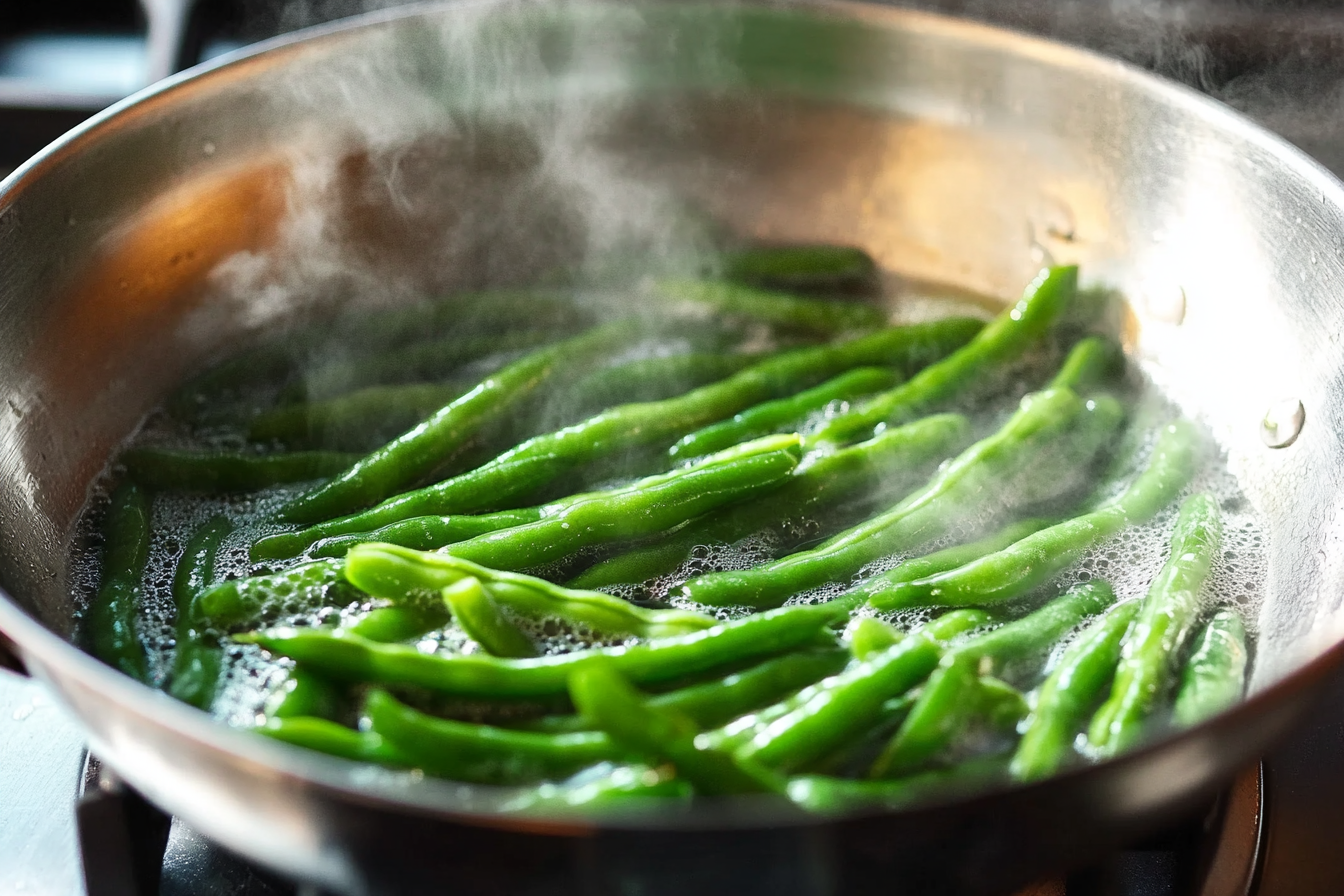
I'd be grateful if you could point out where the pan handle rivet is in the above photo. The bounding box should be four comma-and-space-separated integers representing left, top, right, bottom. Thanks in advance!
1144, 284, 1186, 325
1261, 398, 1305, 448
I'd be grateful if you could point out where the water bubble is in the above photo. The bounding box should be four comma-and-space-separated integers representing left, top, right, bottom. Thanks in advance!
1261, 398, 1305, 449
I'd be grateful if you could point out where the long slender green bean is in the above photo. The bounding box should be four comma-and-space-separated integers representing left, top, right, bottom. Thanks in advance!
1011, 601, 1139, 781
279, 321, 639, 523
529, 649, 848, 734
344, 545, 717, 640
680, 387, 1122, 609
258, 716, 411, 765
442, 578, 538, 659
195, 559, 354, 629
870, 581, 1115, 777
669, 366, 901, 461
365, 689, 631, 784
239, 602, 846, 699
568, 662, 780, 795
1088, 493, 1223, 756
168, 516, 233, 708
569, 413, 972, 591
87, 483, 152, 681
1173, 608, 1248, 728
654, 279, 889, 336
719, 244, 879, 295
248, 382, 470, 450
810, 265, 1077, 446
268, 320, 984, 542
866, 420, 1197, 612
787, 755, 1010, 814
121, 448, 361, 493
279, 433, 802, 564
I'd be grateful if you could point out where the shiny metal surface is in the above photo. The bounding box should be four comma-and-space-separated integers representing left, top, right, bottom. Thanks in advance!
2, 1, 1344, 892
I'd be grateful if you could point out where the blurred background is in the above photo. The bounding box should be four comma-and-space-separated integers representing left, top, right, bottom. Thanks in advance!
5, 0, 1344, 174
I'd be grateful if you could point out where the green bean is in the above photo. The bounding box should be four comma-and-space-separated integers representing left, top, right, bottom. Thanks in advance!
284, 329, 565, 404
271, 320, 983, 541
365, 689, 631, 784
345, 545, 716, 639
529, 649, 848, 734
1049, 336, 1125, 393
269, 432, 802, 563
247, 382, 469, 451
1173, 608, 1248, 728
845, 618, 904, 660
811, 265, 1077, 445
195, 559, 355, 629
786, 755, 1010, 814
1088, 493, 1223, 756
279, 321, 638, 524
681, 387, 1121, 609
866, 421, 1196, 613
264, 605, 448, 720
258, 716, 410, 765
568, 662, 781, 795
257, 507, 539, 563
669, 366, 901, 461
832, 518, 1056, 612
442, 578, 538, 659
562, 352, 766, 421
870, 581, 1115, 776
120, 449, 361, 494
719, 244, 879, 295
238, 602, 846, 699
499, 763, 693, 812
1011, 601, 1139, 781
569, 414, 972, 591
167, 516, 233, 709
726, 610, 991, 773
654, 279, 889, 336
444, 435, 801, 571
87, 483, 151, 681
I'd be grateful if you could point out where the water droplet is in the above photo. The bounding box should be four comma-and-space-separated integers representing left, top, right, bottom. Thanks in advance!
203, 141, 216, 156
11, 703, 33, 721
1028, 240, 1055, 266
1036, 196, 1076, 242
1142, 284, 1186, 325
1261, 398, 1305, 448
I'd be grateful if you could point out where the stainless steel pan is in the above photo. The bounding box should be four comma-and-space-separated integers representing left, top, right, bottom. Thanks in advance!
3, 2, 1344, 893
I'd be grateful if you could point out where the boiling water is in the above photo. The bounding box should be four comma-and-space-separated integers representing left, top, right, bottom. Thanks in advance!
69, 278, 1268, 767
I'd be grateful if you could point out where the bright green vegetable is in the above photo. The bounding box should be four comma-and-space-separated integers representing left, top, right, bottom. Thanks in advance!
1088, 493, 1223, 756
120, 448, 361, 494
270, 320, 983, 543
570, 413, 970, 592
568, 662, 780, 795
1173, 608, 1248, 728
719, 244, 879, 295
862, 420, 1197, 612
247, 382, 470, 451
787, 755, 1010, 814
1049, 336, 1125, 392
870, 581, 1115, 777
654, 279, 889, 336
832, 518, 1056, 612
345, 545, 716, 640
279, 321, 639, 523
680, 387, 1121, 609
240, 602, 845, 699
365, 689, 631, 784
669, 366, 901, 460
87, 483, 152, 681
195, 559, 355, 629
258, 716, 411, 765
499, 763, 693, 813
811, 265, 1077, 445
1012, 601, 1139, 781
168, 516, 233, 708
442, 578, 537, 659
529, 649, 848, 734
725, 610, 991, 773
562, 351, 766, 421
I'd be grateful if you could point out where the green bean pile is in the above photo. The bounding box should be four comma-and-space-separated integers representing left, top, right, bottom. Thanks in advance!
77, 245, 1258, 816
